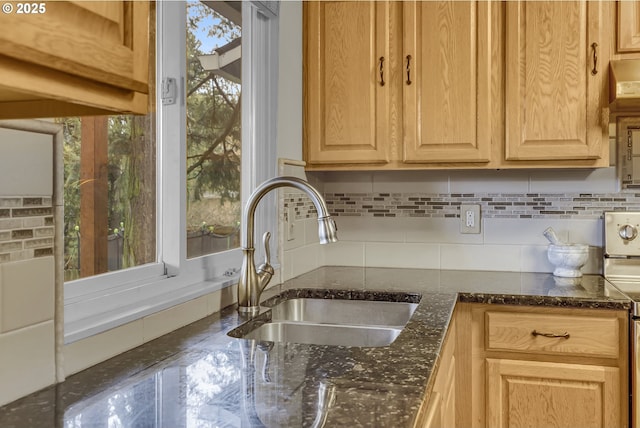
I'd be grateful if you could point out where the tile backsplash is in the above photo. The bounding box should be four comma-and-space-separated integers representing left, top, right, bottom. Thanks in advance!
280, 167, 630, 278
0, 196, 54, 264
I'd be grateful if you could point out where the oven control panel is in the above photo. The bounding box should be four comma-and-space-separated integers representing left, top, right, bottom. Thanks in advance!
605, 212, 640, 256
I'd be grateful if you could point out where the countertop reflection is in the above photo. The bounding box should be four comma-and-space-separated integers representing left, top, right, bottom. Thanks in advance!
0, 267, 631, 428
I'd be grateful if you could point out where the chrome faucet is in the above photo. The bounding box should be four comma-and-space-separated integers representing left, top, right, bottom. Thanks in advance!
237, 176, 338, 315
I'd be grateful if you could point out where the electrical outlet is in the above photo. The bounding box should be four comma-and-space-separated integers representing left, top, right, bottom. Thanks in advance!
286, 206, 296, 241
460, 204, 481, 234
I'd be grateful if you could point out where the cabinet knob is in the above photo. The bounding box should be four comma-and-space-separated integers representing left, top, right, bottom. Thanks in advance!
406, 55, 412, 85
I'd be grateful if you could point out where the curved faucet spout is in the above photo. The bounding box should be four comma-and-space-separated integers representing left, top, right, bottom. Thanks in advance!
237, 176, 338, 315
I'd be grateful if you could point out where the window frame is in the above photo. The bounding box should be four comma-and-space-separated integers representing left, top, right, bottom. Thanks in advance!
64, 0, 279, 344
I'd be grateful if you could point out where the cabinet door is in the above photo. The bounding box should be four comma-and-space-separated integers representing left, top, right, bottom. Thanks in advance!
0, 1, 149, 93
486, 359, 620, 428
505, 2, 606, 161
304, 1, 390, 165
403, 1, 492, 163
0, 1, 150, 117
618, 1, 640, 53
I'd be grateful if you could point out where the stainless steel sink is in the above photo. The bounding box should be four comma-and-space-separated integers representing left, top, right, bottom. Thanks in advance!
230, 296, 420, 347
242, 321, 402, 347
271, 298, 418, 327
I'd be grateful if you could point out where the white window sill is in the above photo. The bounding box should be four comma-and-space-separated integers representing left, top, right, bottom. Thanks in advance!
64, 273, 239, 344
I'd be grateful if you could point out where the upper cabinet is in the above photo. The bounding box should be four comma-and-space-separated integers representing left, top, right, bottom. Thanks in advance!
617, 1, 640, 53
0, 1, 151, 119
304, 1, 495, 169
403, 1, 492, 164
304, 1, 391, 165
304, 1, 611, 170
504, 1, 608, 164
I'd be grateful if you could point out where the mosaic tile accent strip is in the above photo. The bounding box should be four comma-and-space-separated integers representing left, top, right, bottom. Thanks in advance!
0, 197, 54, 264
284, 192, 640, 220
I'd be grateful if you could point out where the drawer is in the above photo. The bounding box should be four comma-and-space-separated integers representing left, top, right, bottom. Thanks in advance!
485, 311, 620, 359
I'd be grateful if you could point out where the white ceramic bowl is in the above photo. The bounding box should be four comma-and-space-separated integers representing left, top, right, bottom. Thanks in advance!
547, 244, 589, 278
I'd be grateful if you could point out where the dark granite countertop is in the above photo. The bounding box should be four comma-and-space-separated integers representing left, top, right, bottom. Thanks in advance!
0, 267, 631, 427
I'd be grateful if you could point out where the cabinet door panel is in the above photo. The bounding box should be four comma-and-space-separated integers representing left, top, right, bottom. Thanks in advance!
403, 1, 491, 163
305, 1, 390, 165
618, 1, 640, 53
487, 359, 619, 428
505, 1, 605, 161
0, 1, 149, 93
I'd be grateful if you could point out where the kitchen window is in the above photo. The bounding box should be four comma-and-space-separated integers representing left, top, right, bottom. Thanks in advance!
63, 0, 279, 343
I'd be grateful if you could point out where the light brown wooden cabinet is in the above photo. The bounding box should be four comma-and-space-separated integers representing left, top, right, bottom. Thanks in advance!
0, 1, 151, 119
460, 303, 628, 428
504, 1, 608, 164
617, 1, 640, 53
304, 1, 610, 170
304, 1, 495, 169
402, 1, 492, 164
304, 1, 391, 165
414, 312, 456, 428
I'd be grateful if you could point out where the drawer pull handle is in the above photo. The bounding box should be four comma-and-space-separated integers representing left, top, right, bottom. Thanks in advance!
591, 42, 598, 75
379, 56, 385, 87
531, 330, 570, 339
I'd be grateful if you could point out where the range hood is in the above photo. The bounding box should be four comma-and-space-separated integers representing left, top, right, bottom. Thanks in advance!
610, 59, 640, 111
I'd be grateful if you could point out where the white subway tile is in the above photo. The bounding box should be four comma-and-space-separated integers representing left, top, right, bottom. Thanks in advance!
520, 245, 555, 273
303, 217, 320, 245
283, 218, 306, 250
404, 217, 484, 244
1, 257, 54, 332
322, 172, 373, 193
287, 244, 322, 279
322, 241, 365, 266
0, 321, 55, 406
566, 218, 603, 246
440, 244, 521, 271
529, 167, 617, 193
0, 128, 53, 196
484, 218, 570, 245
365, 242, 440, 269
207, 283, 237, 314
142, 296, 209, 341
64, 320, 144, 376
449, 170, 529, 193
372, 170, 449, 193
333, 217, 406, 243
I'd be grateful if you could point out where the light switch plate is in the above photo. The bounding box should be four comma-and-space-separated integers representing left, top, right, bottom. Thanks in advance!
460, 204, 481, 234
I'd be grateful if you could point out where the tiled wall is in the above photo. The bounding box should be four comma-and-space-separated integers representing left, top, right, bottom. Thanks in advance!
0, 197, 54, 263
0, 126, 56, 406
281, 167, 625, 277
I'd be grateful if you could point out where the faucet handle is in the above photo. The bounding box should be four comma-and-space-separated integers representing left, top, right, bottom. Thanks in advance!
262, 231, 271, 265
257, 231, 274, 290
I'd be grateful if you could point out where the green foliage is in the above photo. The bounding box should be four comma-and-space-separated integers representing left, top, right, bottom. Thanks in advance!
62, 2, 243, 276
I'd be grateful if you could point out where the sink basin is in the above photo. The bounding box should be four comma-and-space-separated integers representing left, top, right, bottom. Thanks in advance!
229, 295, 420, 347
243, 321, 402, 347
271, 298, 418, 327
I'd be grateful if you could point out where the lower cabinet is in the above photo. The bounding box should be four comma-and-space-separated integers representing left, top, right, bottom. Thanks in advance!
486, 359, 620, 428
415, 303, 628, 428
415, 314, 456, 428
461, 303, 629, 428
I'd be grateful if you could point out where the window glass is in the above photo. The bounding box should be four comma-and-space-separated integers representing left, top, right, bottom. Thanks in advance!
61, 5, 157, 281
186, 0, 242, 259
